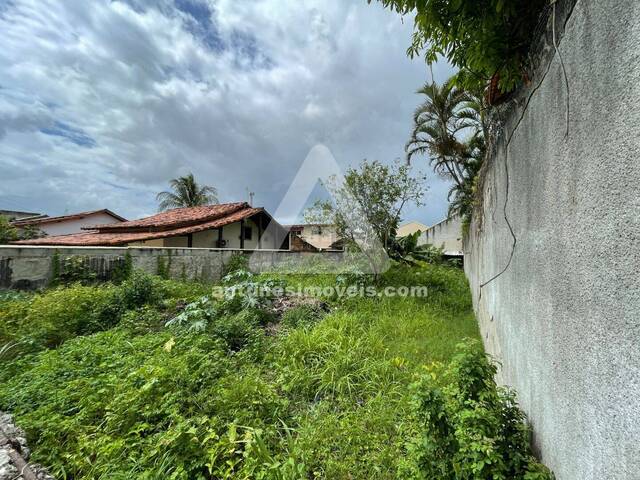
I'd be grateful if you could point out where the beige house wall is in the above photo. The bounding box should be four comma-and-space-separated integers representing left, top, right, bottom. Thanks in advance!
129, 238, 164, 247
397, 221, 428, 237
125, 218, 281, 250
164, 236, 189, 248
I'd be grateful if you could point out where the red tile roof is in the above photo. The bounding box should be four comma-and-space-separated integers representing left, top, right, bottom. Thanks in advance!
92, 203, 248, 232
11, 209, 127, 226
12, 203, 270, 246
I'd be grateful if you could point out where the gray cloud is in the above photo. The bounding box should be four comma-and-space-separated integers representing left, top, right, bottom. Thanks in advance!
0, 0, 454, 225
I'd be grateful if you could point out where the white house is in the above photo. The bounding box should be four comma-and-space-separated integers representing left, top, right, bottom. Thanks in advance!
11, 209, 126, 237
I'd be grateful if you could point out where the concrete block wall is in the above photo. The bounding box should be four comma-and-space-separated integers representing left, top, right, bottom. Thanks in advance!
464, 0, 640, 478
0, 246, 344, 289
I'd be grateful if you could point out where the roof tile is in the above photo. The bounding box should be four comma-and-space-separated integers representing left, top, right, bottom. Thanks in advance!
13, 204, 266, 246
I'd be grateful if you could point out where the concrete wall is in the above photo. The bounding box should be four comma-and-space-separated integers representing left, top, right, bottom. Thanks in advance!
464, 1, 640, 479
419, 215, 463, 255
0, 246, 344, 289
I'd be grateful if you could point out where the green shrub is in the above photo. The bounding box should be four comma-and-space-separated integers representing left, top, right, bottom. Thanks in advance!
0, 330, 236, 479
111, 251, 133, 283
11, 284, 121, 349
400, 340, 554, 479
1, 271, 167, 355
223, 252, 249, 276
54, 255, 97, 285
119, 306, 167, 335
157, 278, 211, 302
280, 304, 325, 329
119, 270, 163, 309
209, 310, 264, 352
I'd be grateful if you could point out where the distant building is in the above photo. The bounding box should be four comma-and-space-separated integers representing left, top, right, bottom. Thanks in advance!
0, 210, 43, 222
14, 203, 289, 250
287, 224, 342, 251
419, 215, 463, 257
397, 221, 429, 237
11, 209, 126, 237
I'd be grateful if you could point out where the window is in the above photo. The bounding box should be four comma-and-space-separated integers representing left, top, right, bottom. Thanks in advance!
312, 225, 322, 235
243, 226, 252, 240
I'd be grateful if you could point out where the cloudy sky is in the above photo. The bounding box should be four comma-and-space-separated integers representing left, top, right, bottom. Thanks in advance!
0, 0, 454, 225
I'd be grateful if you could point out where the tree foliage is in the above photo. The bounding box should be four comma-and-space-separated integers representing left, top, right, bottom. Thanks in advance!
156, 172, 219, 211
0, 216, 18, 244
0, 216, 46, 244
407, 77, 486, 223
400, 340, 555, 479
371, 0, 546, 92
308, 160, 426, 252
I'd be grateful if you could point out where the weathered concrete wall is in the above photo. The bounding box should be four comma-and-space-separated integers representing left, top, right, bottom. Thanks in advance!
419, 215, 463, 255
464, 1, 640, 479
0, 246, 344, 289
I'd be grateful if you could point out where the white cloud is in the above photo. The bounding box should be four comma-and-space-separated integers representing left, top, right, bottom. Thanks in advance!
0, 0, 454, 224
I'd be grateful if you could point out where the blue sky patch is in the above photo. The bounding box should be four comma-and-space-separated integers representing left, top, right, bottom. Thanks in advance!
175, 0, 225, 52
40, 121, 97, 148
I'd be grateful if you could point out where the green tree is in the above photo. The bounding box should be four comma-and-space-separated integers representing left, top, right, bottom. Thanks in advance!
19, 224, 46, 240
407, 80, 475, 185
0, 216, 18, 244
156, 173, 219, 211
407, 78, 486, 223
370, 0, 546, 92
310, 160, 426, 253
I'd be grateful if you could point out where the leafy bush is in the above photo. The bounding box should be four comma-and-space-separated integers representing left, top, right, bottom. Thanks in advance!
209, 310, 265, 353
223, 252, 249, 276
390, 232, 445, 265
166, 295, 217, 332
53, 255, 98, 285
2, 284, 121, 350
119, 270, 163, 309
119, 306, 167, 335
0, 330, 239, 479
400, 340, 554, 479
0, 214, 19, 243
280, 304, 325, 329
1, 271, 167, 355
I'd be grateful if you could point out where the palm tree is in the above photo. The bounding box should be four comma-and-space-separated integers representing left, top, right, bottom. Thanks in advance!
447, 132, 485, 218
406, 77, 487, 218
156, 173, 219, 211
406, 79, 479, 185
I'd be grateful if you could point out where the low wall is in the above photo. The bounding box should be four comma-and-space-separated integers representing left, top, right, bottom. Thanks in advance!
0, 246, 344, 289
419, 215, 463, 255
465, 0, 639, 479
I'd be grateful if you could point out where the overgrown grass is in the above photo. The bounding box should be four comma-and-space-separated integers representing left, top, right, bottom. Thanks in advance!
0, 263, 481, 478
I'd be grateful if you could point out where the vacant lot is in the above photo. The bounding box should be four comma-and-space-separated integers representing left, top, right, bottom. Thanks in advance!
0, 264, 479, 479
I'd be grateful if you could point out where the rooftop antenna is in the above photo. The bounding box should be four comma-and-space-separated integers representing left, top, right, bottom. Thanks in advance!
246, 188, 255, 206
